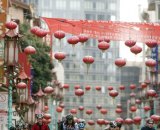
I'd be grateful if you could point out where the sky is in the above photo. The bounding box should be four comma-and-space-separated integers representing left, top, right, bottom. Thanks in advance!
119, 0, 148, 61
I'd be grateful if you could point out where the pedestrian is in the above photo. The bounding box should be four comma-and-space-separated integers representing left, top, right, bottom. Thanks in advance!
104, 121, 122, 130
77, 119, 86, 130
141, 118, 155, 130
62, 114, 79, 130
31, 114, 50, 130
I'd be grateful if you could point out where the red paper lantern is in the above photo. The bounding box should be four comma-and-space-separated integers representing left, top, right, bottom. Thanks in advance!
119, 85, 125, 90
78, 34, 88, 43
63, 84, 69, 89
115, 58, 126, 67
17, 82, 27, 89
150, 115, 160, 124
125, 40, 136, 47
130, 45, 142, 55
133, 116, 141, 125
117, 104, 122, 108
86, 109, 93, 115
130, 106, 137, 112
145, 39, 157, 48
88, 120, 95, 126
56, 107, 63, 113
104, 120, 110, 125
97, 119, 105, 125
54, 30, 65, 39
95, 86, 101, 91
83, 56, 94, 64
107, 86, 113, 91
78, 106, 84, 111
135, 99, 141, 104
98, 41, 110, 52
129, 84, 136, 90
130, 92, 136, 97
98, 37, 110, 43
145, 59, 156, 67
75, 89, 84, 97
125, 118, 133, 125
54, 52, 66, 61
143, 106, 151, 112
67, 36, 79, 46
147, 89, 156, 97
74, 85, 80, 89
30, 26, 39, 34
115, 118, 124, 124
115, 108, 122, 114
141, 83, 147, 89
44, 113, 51, 120
5, 21, 17, 29
24, 45, 36, 55
44, 86, 54, 94
109, 90, 119, 98
85, 85, 91, 91
100, 108, 107, 115
96, 105, 102, 110
35, 29, 48, 37
59, 103, 65, 108
70, 109, 77, 114
44, 106, 49, 111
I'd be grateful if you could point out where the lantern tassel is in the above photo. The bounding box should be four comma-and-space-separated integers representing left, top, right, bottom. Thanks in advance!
86, 64, 90, 74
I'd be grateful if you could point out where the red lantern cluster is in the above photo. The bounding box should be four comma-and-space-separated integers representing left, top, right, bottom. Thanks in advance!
145, 39, 157, 48
130, 106, 137, 112
78, 106, 84, 111
70, 109, 77, 114
24, 45, 36, 55
83, 56, 94, 64
124, 118, 133, 125
63, 84, 69, 89
129, 84, 136, 90
125, 40, 136, 47
115, 108, 122, 114
67, 36, 79, 46
115, 58, 126, 67
97, 119, 105, 126
151, 115, 160, 124
75, 89, 84, 97
107, 86, 113, 91
130, 45, 142, 55
78, 34, 88, 44
133, 116, 141, 125
100, 108, 107, 115
143, 106, 151, 112
98, 41, 110, 52
147, 89, 156, 97
54, 30, 65, 40
31, 26, 48, 37
88, 120, 95, 126
85, 85, 91, 91
115, 117, 124, 124
109, 90, 119, 98
95, 86, 101, 91
86, 109, 93, 115
141, 83, 147, 89
98, 37, 110, 43
44, 113, 51, 120
56, 107, 63, 113
119, 85, 125, 91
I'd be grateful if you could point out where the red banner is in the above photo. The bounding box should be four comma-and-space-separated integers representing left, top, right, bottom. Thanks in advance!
41, 17, 160, 43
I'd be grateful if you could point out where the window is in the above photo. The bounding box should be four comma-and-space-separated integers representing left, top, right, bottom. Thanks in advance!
84, 1, 93, 10
70, 1, 80, 10
109, 3, 116, 11
65, 74, 70, 79
98, 15, 105, 20
96, 2, 105, 11
56, 0, 66, 10
85, 14, 96, 20
65, 63, 70, 68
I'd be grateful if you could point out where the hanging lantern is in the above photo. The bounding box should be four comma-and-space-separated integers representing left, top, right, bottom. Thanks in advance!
100, 108, 107, 115
54, 30, 65, 40
5, 21, 17, 30
107, 86, 113, 91
117, 104, 122, 108
17, 82, 27, 89
130, 45, 142, 55
56, 106, 63, 113
24, 45, 36, 55
143, 106, 151, 112
67, 36, 79, 47
95, 86, 101, 91
129, 84, 136, 90
125, 40, 136, 47
125, 118, 133, 125
150, 115, 160, 124
78, 106, 84, 111
109, 90, 119, 99
130, 106, 137, 112
104, 120, 110, 125
30, 26, 40, 35
115, 118, 124, 124
78, 34, 88, 44
115, 108, 122, 114
83, 56, 94, 73
86, 109, 93, 115
44, 113, 51, 120
119, 85, 125, 91
98, 37, 110, 43
75, 89, 84, 97
44, 86, 54, 94
97, 119, 105, 126
74, 85, 80, 89
63, 84, 69, 89
96, 105, 102, 110
135, 99, 141, 105
59, 103, 65, 108
115, 58, 126, 67
88, 120, 95, 126
145, 59, 156, 67
141, 83, 147, 89
98, 41, 110, 52
146, 89, 156, 98
133, 116, 141, 125
35, 28, 48, 38
54, 52, 66, 62
145, 39, 157, 48
70, 109, 77, 115
85, 85, 91, 91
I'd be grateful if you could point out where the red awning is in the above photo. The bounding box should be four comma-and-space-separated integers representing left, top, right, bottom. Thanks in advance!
41, 17, 160, 43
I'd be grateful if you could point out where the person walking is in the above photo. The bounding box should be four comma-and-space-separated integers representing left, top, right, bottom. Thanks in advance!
104, 121, 122, 130
77, 119, 86, 130
141, 118, 155, 130
31, 114, 50, 130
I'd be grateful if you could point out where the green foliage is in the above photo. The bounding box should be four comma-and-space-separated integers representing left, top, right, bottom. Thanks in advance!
19, 23, 54, 93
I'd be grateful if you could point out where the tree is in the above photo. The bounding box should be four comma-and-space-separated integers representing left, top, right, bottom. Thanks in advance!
19, 23, 54, 93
